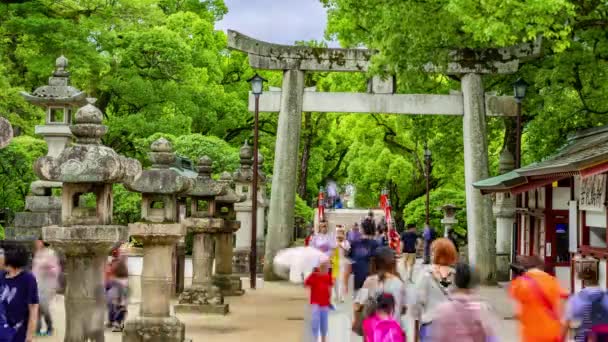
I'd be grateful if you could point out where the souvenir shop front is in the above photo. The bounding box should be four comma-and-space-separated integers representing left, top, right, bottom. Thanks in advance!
475, 125, 608, 292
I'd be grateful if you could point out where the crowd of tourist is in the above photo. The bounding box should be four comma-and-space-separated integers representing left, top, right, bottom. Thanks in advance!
0, 239, 129, 341
302, 214, 608, 342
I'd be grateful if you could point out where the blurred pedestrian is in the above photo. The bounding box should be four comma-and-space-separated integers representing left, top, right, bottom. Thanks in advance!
332, 226, 351, 302
362, 293, 406, 342
413, 238, 457, 341
447, 229, 459, 253
305, 255, 333, 342
355, 247, 407, 329
31, 238, 59, 337
400, 224, 419, 283
431, 262, 497, 342
565, 261, 608, 342
422, 225, 437, 264
347, 223, 362, 244
509, 255, 566, 342
105, 242, 129, 332
0, 244, 39, 342
349, 219, 380, 293
310, 221, 336, 260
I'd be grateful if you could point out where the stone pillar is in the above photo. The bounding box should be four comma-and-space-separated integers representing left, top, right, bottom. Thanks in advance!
45, 227, 126, 342
494, 149, 516, 281
35, 102, 141, 341
213, 173, 245, 296
213, 221, 244, 296
124, 225, 186, 341
175, 156, 230, 314
233, 142, 266, 274
264, 69, 305, 280
192, 229, 215, 285
461, 73, 496, 284
175, 218, 227, 315
122, 138, 190, 341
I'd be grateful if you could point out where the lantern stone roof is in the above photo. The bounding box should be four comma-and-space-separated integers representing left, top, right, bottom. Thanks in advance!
20, 56, 88, 106
474, 124, 608, 194
126, 138, 192, 194
187, 156, 226, 198
217, 172, 246, 204
34, 102, 141, 183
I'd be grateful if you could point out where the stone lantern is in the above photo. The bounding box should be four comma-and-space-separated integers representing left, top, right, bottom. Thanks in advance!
213, 172, 246, 296
35, 102, 141, 341
438, 204, 461, 237
21, 56, 87, 157
175, 156, 229, 314
494, 148, 516, 281
123, 138, 191, 342
233, 141, 267, 274
8, 56, 88, 241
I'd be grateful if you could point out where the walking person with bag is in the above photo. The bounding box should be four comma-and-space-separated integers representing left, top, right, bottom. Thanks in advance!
362, 293, 406, 342
509, 255, 566, 342
412, 238, 458, 341
353, 247, 407, 335
565, 262, 608, 342
431, 262, 498, 342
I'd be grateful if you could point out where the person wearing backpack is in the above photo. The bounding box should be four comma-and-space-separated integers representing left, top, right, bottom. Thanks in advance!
412, 238, 458, 341
565, 263, 608, 342
362, 293, 405, 342
431, 262, 498, 342
353, 247, 407, 335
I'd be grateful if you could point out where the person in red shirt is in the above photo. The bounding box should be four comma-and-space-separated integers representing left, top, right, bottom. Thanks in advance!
305, 256, 333, 342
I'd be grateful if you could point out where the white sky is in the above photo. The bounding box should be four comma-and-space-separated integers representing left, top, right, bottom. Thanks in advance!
215, 0, 336, 46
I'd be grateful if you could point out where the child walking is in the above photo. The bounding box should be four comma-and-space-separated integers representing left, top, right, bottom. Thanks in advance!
362, 293, 405, 342
305, 255, 333, 342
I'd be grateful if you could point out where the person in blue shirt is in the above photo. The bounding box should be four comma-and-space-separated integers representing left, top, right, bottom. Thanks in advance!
400, 224, 419, 283
422, 225, 437, 264
348, 219, 379, 292
0, 244, 39, 342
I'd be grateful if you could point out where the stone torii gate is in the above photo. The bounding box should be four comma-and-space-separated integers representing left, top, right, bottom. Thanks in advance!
227, 30, 540, 282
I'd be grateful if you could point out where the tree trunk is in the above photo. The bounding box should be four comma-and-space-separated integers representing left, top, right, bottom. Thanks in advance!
297, 112, 312, 200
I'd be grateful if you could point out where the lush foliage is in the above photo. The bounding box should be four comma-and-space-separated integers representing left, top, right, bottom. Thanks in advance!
3, 0, 608, 239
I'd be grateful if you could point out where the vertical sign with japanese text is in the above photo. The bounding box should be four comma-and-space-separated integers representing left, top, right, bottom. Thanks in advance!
579, 174, 607, 212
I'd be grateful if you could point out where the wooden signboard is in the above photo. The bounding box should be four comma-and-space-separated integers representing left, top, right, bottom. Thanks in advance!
579, 174, 607, 212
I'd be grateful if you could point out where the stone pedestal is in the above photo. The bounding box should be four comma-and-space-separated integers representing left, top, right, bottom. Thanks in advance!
6, 182, 62, 241
124, 223, 185, 342
43, 225, 127, 342
213, 221, 244, 296
175, 218, 228, 314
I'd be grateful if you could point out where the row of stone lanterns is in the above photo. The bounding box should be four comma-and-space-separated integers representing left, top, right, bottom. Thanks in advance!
23, 57, 254, 342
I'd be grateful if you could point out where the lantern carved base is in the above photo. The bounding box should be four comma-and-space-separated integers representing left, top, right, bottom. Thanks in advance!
174, 285, 229, 315
212, 274, 244, 297
123, 316, 185, 342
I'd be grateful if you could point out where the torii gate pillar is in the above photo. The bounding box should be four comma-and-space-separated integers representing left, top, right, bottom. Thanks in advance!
265, 69, 305, 278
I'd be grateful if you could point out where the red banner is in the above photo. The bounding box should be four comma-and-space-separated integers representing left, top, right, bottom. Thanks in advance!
317, 190, 325, 224
381, 192, 400, 254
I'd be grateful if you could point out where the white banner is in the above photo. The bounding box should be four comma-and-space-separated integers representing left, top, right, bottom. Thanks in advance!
579, 174, 607, 212
569, 200, 578, 253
